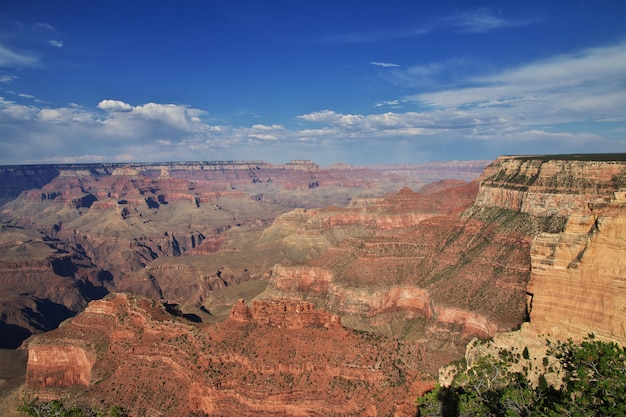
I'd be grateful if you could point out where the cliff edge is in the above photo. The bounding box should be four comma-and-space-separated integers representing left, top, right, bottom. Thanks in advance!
474, 154, 626, 343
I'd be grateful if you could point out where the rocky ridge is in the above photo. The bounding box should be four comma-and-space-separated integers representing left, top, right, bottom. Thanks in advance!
24, 293, 432, 416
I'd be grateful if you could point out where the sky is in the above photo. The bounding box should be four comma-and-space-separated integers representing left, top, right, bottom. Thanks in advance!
0, 0, 625, 166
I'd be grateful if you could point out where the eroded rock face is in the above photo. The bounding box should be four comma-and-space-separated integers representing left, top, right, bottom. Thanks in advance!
263, 155, 626, 353
229, 298, 342, 329
475, 155, 626, 344
26, 341, 96, 394
24, 293, 433, 416
262, 182, 531, 345
1, 160, 488, 348
528, 202, 626, 343
475, 155, 626, 216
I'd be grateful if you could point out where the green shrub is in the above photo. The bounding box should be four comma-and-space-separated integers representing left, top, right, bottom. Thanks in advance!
418, 335, 626, 417
19, 399, 128, 417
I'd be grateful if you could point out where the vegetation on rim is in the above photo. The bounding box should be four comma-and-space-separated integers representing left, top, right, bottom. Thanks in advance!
418, 335, 626, 417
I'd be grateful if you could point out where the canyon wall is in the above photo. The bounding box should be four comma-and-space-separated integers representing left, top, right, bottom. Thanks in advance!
23, 293, 432, 416
262, 155, 626, 350
0, 159, 488, 349
475, 155, 626, 343
260, 180, 532, 351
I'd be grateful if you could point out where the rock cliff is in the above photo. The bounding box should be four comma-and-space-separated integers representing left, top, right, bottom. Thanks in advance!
473, 155, 626, 344
23, 293, 432, 416
260, 181, 531, 350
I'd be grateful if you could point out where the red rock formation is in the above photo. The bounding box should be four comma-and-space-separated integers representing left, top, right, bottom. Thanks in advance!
1, 159, 488, 349
474, 155, 626, 344
230, 298, 343, 330
262, 181, 531, 344
27, 341, 96, 393
24, 293, 433, 416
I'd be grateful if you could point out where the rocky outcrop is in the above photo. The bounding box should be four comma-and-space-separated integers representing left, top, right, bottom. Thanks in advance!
260, 181, 531, 348
26, 340, 96, 393
472, 155, 626, 344
229, 299, 342, 329
475, 155, 626, 216
528, 201, 626, 343
23, 293, 432, 416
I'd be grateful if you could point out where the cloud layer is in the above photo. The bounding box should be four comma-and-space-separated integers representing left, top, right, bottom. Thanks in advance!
1, 39, 625, 165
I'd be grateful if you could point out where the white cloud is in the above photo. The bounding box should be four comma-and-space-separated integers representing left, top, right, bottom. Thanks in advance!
293, 41, 626, 157
0, 96, 38, 120
319, 27, 429, 44
251, 124, 284, 130
370, 61, 400, 68
446, 8, 534, 33
46, 154, 108, 164
0, 75, 17, 83
0, 44, 37, 67
1, 40, 624, 166
248, 133, 277, 141
37, 106, 95, 123
0, 98, 238, 164
129, 102, 209, 133
97, 99, 132, 112
410, 41, 626, 124
49, 40, 63, 48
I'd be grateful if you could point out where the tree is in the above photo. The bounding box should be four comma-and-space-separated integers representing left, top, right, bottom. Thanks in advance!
417, 335, 626, 417
549, 335, 626, 416
18, 399, 128, 417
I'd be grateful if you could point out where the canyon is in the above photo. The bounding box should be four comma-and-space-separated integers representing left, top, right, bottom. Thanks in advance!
2, 155, 626, 416
0, 159, 487, 349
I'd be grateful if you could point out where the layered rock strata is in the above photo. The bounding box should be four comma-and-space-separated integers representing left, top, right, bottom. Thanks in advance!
473, 155, 626, 344
261, 181, 531, 346
1, 159, 488, 348
24, 293, 432, 416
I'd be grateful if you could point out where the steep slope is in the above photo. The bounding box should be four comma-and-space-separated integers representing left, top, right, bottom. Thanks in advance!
23, 293, 432, 416
259, 154, 626, 357
259, 181, 532, 353
0, 224, 111, 348
475, 155, 626, 343
445, 154, 626, 394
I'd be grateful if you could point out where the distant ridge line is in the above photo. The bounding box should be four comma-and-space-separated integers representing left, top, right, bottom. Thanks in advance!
0, 160, 271, 169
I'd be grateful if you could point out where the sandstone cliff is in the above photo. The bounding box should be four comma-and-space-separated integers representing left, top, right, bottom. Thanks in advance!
473, 155, 626, 344
260, 181, 531, 352
23, 293, 432, 416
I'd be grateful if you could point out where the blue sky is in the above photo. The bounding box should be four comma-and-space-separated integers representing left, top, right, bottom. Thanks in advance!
0, 0, 625, 166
